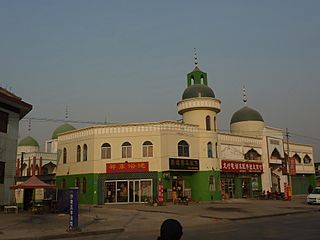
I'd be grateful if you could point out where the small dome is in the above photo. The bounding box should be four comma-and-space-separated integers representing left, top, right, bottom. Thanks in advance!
230, 106, 264, 124
18, 136, 39, 147
182, 84, 215, 100
52, 123, 76, 139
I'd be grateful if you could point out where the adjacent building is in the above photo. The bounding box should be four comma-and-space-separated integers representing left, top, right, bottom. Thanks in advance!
54, 63, 316, 204
0, 87, 32, 205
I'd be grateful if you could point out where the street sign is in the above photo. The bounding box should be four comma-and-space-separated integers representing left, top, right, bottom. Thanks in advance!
69, 187, 79, 231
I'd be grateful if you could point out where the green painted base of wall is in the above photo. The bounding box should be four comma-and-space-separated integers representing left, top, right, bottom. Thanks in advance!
56, 174, 99, 204
191, 171, 221, 201
292, 174, 316, 195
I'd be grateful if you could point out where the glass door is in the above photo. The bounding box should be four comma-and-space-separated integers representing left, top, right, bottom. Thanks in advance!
134, 180, 140, 202
129, 181, 134, 203
117, 181, 128, 203
105, 181, 116, 203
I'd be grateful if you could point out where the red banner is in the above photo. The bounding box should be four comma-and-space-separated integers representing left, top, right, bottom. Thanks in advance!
221, 160, 263, 173
288, 157, 296, 176
158, 182, 164, 205
106, 162, 149, 173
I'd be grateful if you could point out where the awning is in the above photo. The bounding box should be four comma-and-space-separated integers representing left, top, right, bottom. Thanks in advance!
11, 175, 56, 189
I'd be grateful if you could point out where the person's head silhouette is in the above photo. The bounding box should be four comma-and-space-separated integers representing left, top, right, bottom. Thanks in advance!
158, 218, 183, 240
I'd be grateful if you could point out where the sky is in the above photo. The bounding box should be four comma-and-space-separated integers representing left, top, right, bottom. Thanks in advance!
1, 0, 319, 159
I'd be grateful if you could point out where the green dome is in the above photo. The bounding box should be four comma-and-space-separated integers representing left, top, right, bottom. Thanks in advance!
18, 136, 39, 147
52, 123, 76, 139
182, 84, 215, 100
230, 106, 264, 124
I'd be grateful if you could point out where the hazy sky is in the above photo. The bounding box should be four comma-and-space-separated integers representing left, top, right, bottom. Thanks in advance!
1, 0, 319, 159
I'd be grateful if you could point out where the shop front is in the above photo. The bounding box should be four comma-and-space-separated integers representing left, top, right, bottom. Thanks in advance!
220, 160, 263, 199
104, 179, 153, 203
100, 161, 158, 204
165, 158, 199, 202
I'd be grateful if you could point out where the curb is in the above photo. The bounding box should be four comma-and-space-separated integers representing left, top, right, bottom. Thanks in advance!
200, 209, 317, 221
1, 228, 125, 240
136, 209, 180, 215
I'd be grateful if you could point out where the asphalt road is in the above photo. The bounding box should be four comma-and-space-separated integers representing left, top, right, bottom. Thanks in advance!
62, 211, 320, 240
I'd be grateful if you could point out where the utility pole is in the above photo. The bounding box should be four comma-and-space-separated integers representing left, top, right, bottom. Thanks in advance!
285, 128, 292, 200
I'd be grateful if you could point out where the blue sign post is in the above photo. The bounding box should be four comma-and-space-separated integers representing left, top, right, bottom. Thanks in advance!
69, 187, 79, 231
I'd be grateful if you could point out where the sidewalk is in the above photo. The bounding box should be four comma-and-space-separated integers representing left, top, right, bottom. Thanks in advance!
0, 196, 319, 240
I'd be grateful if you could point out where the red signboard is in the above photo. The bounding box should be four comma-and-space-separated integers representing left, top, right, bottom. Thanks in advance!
158, 182, 164, 205
221, 160, 263, 173
106, 162, 149, 173
288, 157, 296, 176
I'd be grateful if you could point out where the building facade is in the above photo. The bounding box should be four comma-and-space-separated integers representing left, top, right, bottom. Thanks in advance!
0, 87, 32, 205
54, 64, 316, 204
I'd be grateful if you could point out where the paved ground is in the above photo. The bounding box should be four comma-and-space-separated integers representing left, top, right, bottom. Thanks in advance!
0, 196, 319, 240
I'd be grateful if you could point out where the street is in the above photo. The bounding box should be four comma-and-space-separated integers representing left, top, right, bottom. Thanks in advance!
62, 211, 320, 240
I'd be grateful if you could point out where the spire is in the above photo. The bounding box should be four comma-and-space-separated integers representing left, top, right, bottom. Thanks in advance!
65, 105, 69, 120
243, 85, 248, 105
28, 118, 32, 133
187, 48, 208, 86
194, 48, 198, 67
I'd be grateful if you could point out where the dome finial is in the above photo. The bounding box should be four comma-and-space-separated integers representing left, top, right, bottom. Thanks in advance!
28, 118, 32, 133
243, 85, 248, 104
65, 105, 69, 120
194, 48, 198, 67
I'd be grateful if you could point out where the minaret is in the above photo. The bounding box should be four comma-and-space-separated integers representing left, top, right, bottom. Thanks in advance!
177, 50, 221, 131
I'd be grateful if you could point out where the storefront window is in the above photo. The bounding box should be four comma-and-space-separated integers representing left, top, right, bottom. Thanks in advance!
104, 179, 152, 204
141, 180, 152, 202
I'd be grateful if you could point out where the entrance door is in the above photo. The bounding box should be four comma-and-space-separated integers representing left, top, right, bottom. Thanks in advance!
241, 179, 250, 198
134, 180, 140, 202
117, 181, 128, 203
23, 189, 34, 210
105, 182, 116, 203
221, 178, 235, 198
129, 181, 134, 203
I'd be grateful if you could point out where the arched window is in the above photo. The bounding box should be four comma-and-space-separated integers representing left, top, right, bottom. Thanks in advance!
75, 177, 80, 189
63, 148, 67, 164
206, 116, 211, 131
214, 117, 217, 132
207, 142, 213, 158
271, 148, 281, 159
122, 142, 132, 158
82, 177, 87, 194
143, 141, 153, 157
178, 140, 189, 157
200, 75, 204, 84
215, 142, 218, 158
83, 144, 88, 161
245, 149, 261, 160
191, 76, 195, 85
101, 143, 111, 159
303, 154, 311, 164
293, 153, 301, 164
62, 178, 66, 189
77, 145, 81, 162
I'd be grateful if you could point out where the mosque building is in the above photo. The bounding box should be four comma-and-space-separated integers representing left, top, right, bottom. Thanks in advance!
54, 59, 316, 204
15, 123, 76, 209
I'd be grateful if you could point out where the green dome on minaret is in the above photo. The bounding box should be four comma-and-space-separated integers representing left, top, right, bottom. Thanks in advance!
18, 136, 39, 147
52, 123, 76, 139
